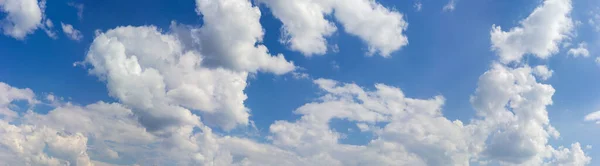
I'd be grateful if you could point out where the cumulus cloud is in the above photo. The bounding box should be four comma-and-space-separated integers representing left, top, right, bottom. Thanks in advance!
568, 42, 590, 57
194, 0, 295, 74
259, 0, 408, 57
0, 82, 36, 120
0, 0, 592, 165
584, 111, 600, 124
0, 0, 44, 39
491, 0, 573, 63
61, 22, 83, 41
0, 120, 93, 165
470, 63, 569, 165
0, 65, 591, 165
85, 26, 247, 131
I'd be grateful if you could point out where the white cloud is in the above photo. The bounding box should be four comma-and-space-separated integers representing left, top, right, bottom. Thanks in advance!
194, 0, 296, 74
470, 63, 563, 164
443, 0, 456, 12
491, 0, 573, 63
549, 143, 592, 166
291, 72, 310, 80
259, 0, 408, 57
568, 42, 590, 57
533, 65, 554, 81
0, 68, 591, 165
258, 0, 337, 56
0, 0, 44, 39
0, 0, 592, 165
60, 22, 83, 41
0, 82, 36, 120
0, 120, 93, 165
85, 26, 247, 131
584, 111, 600, 124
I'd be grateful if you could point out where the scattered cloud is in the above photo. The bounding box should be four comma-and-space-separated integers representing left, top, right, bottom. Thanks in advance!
568, 42, 590, 57
0, 0, 594, 165
60, 22, 83, 41
414, 1, 422, 11
491, 0, 573, 63
259, 0, 408, 57
292, 72, 310, 80
41, 19, 57, 39
585, 111, 600, 124
443, 0, 456, 12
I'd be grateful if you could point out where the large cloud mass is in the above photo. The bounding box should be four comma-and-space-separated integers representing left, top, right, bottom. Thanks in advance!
0, 0, 592, 165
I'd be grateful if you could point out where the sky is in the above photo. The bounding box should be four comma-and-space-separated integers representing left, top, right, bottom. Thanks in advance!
0, 0, 600, 165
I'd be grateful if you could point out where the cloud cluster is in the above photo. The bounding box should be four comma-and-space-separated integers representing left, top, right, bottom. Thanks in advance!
259, 0, 408, 57
0, 69, 590, 165
0, 0, 593, 165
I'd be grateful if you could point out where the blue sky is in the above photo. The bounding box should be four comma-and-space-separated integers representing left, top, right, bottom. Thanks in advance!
1, 0, 600, 165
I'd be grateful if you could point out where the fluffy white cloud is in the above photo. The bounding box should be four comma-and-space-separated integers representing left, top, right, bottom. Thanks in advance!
568, 42, 590, 57
259, 0, 408, 57
0, 69, 591, 165
0, 82, 36, 120
533, 65, 553, 81
258, 0, 337, 56
470, 63, 567, 165
549, 143, 593, 165
584, 111, 600, 124
84, 25, 251, 131
194, 0, 295, 74
0, 0, 592, 165
0, 120, 93, 166
491, 0, 573, 63
0, 0, 44, 39
61, 22, 83, 41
